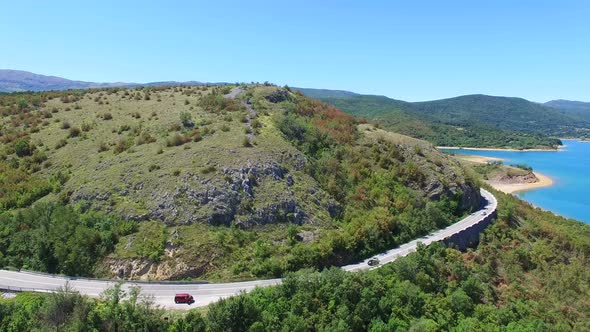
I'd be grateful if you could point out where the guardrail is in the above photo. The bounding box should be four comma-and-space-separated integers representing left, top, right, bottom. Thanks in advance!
16, 269, 210, 285
442, 188, 498, 250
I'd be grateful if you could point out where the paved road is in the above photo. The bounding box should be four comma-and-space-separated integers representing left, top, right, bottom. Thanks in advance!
0, 189, 496, 310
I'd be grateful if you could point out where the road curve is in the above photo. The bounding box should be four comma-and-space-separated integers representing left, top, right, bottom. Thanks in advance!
0, 189, 497, 310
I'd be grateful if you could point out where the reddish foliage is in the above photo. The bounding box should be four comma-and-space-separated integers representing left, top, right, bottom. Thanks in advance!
296, 98, 357, 144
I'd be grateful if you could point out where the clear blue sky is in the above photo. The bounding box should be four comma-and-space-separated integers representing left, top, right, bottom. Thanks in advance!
1, 0, 588, 102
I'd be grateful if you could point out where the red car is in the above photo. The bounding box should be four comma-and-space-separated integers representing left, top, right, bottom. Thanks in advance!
174, 293, 195, 305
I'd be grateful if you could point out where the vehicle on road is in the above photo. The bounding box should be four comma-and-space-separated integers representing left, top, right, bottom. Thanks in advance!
368, 258, 380, 266
481, 211, 487, 216
174, 293, 195, 305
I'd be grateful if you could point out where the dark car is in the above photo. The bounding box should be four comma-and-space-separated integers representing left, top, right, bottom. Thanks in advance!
368, 258, 380, 266
174, 293, 195, 305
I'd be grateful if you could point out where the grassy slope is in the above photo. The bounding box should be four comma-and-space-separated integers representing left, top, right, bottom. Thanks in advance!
0, 85, 481, 281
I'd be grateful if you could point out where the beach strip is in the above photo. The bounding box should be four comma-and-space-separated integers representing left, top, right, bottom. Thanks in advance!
488, 172, 554, 194
437, 146, 562, 152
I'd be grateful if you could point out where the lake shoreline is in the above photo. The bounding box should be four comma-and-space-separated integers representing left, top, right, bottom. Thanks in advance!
450, 153, 556, 194
488, 171, 554, 194
437, 146, 562, 152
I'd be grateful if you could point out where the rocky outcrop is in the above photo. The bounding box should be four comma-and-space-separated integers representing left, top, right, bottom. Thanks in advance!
264, 89, 291, 103
102, 257, 209, 281
73, 159, 335, 229
493, 172, 538, 184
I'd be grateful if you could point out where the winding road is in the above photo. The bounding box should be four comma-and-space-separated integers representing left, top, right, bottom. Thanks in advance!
0, 189, 497, 310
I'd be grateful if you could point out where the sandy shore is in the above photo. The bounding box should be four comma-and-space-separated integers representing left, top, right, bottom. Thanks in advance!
448, 154, 555, 194
438, 146, 562, 152
488, 172, 554, 194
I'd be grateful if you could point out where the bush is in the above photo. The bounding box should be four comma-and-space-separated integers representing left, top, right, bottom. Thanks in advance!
15, 140, 33, 157
114, 138, 133, 154
514, 163, 533, 171
103, 113, 113, 120
166, 133, 190, 147
98, 142, 109, 152
180, 111, 193, 127
55, 139, 67, 150
201, 165, 217, 174
242, 137, 252, 147
136, 132, 156, 145
61, 121, 71, 129
68, 127, 81, 138
81, 122, 93, 132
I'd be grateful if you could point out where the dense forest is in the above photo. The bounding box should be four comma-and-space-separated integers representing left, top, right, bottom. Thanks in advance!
298, 89, 590, 149
1, 190, 588, 331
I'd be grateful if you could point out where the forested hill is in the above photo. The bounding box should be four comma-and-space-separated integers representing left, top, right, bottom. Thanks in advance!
300, 88, 590, 148
546, 99, 590, 123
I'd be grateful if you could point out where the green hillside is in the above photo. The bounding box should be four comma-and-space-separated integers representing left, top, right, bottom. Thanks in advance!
0, 85, 480, 281
546, 100, 590, 130
304, 89, 590, 149
2, 188, 588, 331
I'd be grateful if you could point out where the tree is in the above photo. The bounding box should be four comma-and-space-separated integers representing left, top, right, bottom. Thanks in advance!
15, 140, 32, 157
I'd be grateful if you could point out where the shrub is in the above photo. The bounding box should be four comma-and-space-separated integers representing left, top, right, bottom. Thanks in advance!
81, 122, 93, 132
169, 123, 181, 132
193, 131, 203, 142
68, 127, 81, 138
61, 121, 71, 130
137, 132, 156, 145
172, 169, 181, 176
514, 163, 533, 172
114, 138, 133, 154
117, 125, 131, 134
201, 165, 216, 174
15, 140, 33, 157
55, 139, 67, 149
98, 142, 109, 152
103, 113, 113, 120
148, 164, 160, 172
166, 133, 190, 147
221, 124, 230, 132
180, 112, 193, 127
242, 137, 252, 147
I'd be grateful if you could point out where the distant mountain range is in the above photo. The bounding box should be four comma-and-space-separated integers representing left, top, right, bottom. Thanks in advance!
0, 69, 220, 93
297, 88, 590, 148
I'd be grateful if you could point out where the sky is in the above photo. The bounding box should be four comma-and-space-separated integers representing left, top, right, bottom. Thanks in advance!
0, 1, 588, 102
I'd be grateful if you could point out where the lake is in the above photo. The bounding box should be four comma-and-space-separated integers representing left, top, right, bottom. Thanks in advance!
442, 140, 590, 223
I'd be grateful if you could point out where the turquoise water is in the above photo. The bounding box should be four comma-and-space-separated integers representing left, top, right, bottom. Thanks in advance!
442, 140, 590, 223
